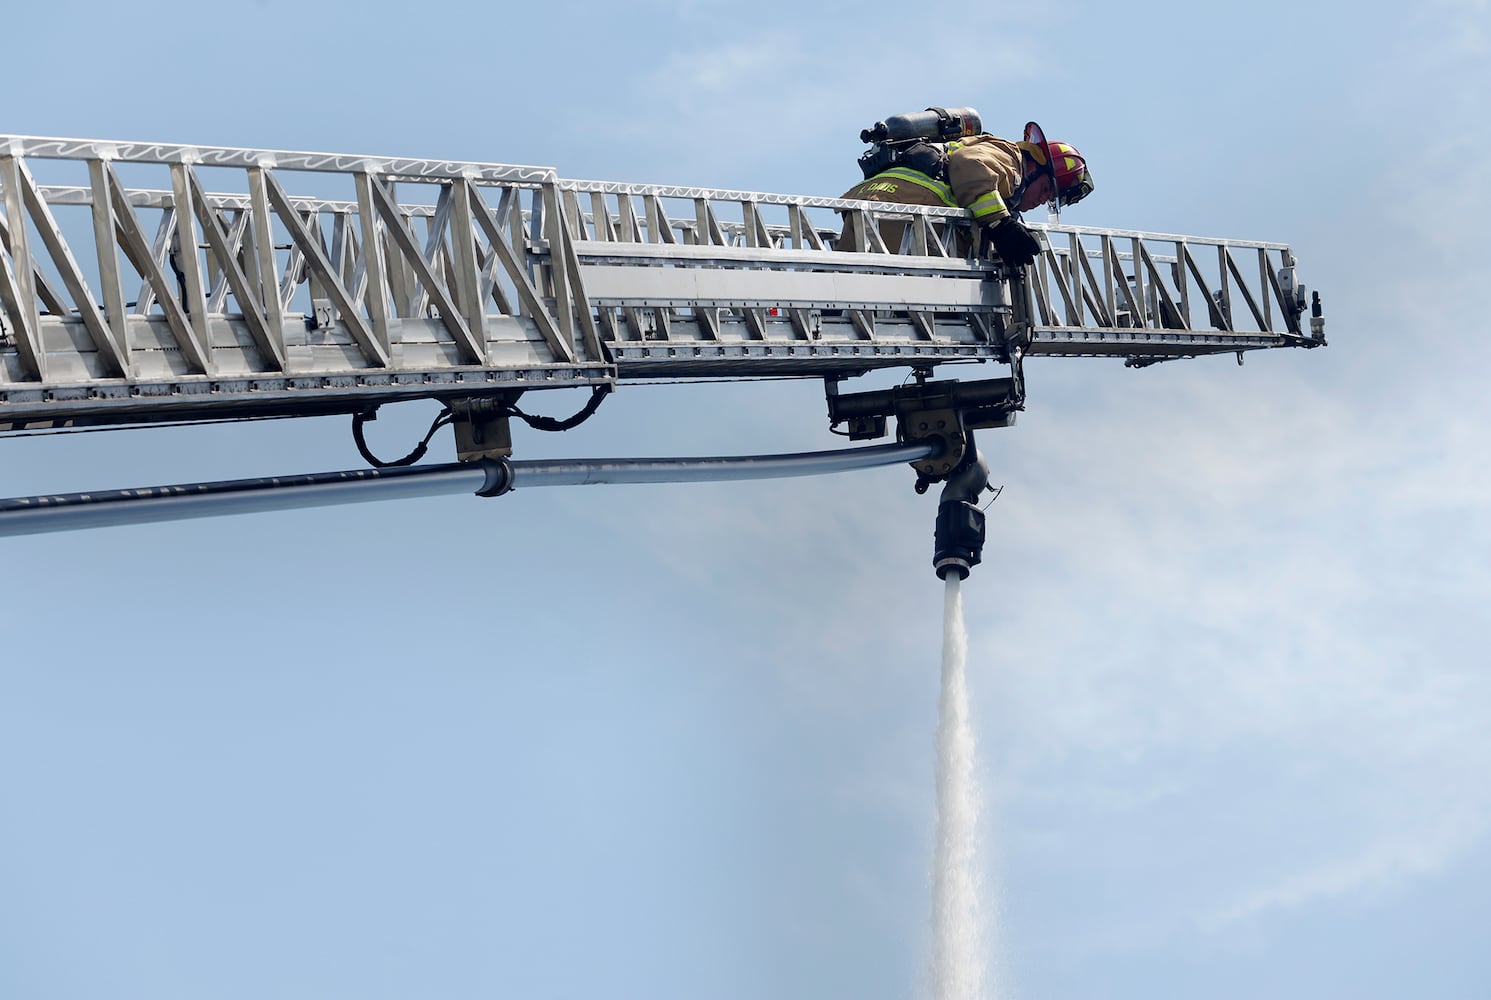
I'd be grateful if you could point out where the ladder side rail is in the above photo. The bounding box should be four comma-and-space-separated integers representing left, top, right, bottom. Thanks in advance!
0, 136, 558, 187
1042, 219, 1291, 252
1023, 330, 1288, 359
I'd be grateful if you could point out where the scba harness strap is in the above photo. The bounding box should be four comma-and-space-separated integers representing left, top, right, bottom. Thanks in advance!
857, 139, 950, 181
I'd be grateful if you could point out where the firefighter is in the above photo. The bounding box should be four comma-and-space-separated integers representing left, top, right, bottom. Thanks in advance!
838, 121, 1094, 267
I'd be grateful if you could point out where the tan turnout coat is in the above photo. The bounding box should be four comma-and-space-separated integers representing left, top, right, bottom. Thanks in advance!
838, 135, 1028, 251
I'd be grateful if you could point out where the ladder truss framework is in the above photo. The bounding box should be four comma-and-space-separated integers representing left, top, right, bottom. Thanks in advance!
0, 135, 1323, 429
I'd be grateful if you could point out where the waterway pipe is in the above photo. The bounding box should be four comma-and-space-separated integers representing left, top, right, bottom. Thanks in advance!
0, 441, 936, 537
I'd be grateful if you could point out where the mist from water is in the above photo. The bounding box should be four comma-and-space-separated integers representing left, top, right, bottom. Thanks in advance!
930, 574, 987, 1000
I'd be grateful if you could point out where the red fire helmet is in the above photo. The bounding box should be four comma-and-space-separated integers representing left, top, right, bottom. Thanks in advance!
1022, 121, 1094, 208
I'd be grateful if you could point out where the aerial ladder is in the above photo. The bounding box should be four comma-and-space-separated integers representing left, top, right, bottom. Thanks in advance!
0, 133, 1326, 574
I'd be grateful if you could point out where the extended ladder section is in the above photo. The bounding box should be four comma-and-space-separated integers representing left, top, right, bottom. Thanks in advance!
0, 135, 1324, 430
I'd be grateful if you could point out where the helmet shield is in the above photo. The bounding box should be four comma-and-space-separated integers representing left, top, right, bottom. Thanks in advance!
1024, 123, 1094, 218
1022, 121, 1061, 218
1022, 121, 1053, 166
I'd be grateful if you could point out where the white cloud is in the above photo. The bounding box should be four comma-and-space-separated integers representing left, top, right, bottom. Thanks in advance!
1208, 800, 1491, 926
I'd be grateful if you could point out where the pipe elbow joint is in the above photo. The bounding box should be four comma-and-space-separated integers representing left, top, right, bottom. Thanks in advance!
938, 449, 989, 505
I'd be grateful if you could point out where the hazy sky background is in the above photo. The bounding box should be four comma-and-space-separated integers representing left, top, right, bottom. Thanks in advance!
3, 2, 1489, 998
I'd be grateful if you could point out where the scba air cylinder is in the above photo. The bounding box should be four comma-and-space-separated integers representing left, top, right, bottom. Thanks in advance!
860, 107, 983, 145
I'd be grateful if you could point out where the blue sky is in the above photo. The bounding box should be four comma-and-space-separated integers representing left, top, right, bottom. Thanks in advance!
3, 1, 1489, 999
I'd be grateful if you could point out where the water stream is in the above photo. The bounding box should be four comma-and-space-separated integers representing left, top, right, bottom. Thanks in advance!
930, 574, 987, 1000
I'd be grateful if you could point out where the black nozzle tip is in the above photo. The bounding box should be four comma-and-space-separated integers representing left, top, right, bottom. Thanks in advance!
934, 558, 971, 581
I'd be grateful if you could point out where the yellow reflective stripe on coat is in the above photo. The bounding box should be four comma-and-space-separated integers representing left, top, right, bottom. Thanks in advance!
874, 168, 960, 207
967, 190, 1008, 220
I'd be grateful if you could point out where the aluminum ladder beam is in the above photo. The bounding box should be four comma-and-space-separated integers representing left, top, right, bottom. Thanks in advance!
0, 135, 1321, 429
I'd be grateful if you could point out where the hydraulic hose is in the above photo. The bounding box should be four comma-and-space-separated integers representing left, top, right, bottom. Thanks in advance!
0, 442, 935, 537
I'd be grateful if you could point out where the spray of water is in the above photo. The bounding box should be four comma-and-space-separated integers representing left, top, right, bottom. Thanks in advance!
930, 573, 986, 1000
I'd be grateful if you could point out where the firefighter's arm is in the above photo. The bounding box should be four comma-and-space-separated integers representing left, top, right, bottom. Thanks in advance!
947, 137, 1022, 225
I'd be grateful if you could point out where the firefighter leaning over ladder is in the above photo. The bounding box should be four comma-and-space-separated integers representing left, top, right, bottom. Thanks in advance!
840, 108, 1095, 269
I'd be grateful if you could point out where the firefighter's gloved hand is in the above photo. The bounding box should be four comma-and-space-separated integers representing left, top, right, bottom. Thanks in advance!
986, 219, 1041, 268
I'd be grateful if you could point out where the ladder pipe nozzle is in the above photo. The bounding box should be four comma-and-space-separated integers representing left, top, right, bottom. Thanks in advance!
933, 446, 989, 581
